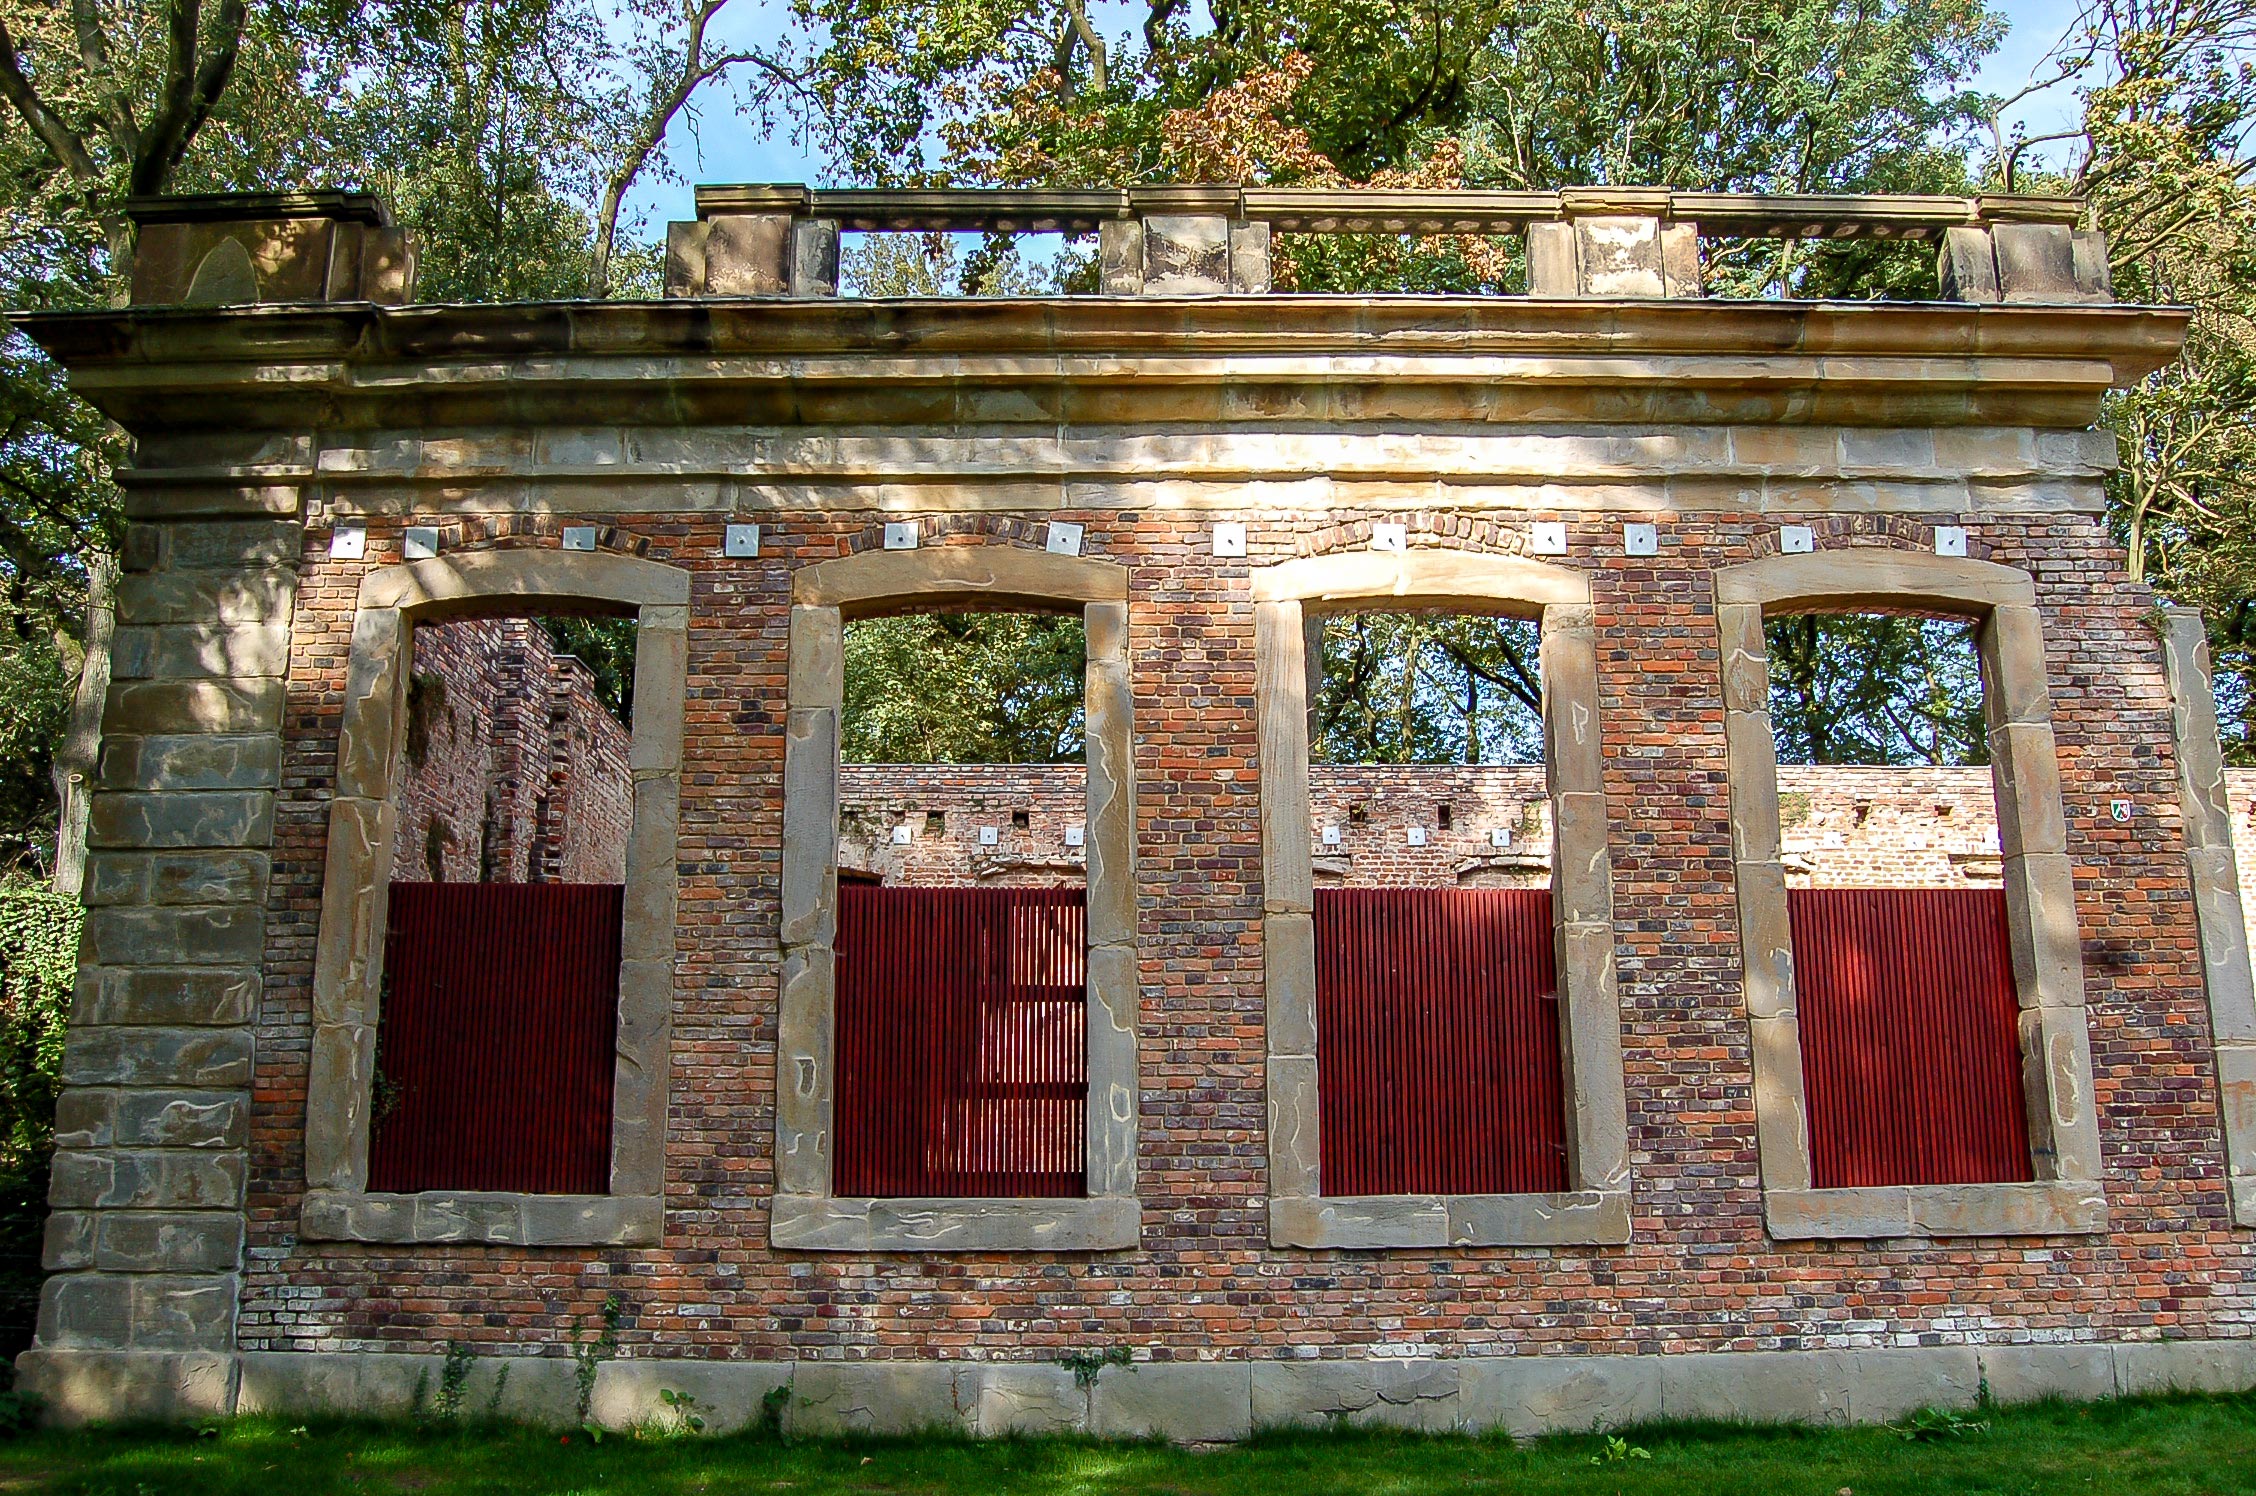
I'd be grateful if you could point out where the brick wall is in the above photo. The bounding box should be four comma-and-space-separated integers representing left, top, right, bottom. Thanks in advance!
389, 618, 632, 885
845, 763, 2256, 896
241, 514, 2256, 1363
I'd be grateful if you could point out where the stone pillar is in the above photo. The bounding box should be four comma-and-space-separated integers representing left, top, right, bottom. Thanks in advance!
1101, 188, 1270, 295
2159, 607, 2256, 1227
125, 192, 414, 307
664, 185, 840, 297
1938, 213, 2112, 304
20, 494, 305, 1417
1527, 189, 1701, 298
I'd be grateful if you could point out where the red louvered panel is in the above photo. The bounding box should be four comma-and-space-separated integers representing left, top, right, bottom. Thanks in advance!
1314, 888, 1567, 1196
833, 885, 1087, 1198
368, 882, 623, 1195
1790, 887, 2032, 1189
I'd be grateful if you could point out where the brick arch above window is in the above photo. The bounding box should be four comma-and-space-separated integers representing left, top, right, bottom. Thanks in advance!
1250, 545, 1631, 1249
1712, 544, 2106, 1240
299, 546, 691, 1248
774, 540, 1139, 1252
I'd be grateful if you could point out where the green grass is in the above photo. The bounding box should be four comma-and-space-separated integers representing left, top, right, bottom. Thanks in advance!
0, 1391, 2252, 1495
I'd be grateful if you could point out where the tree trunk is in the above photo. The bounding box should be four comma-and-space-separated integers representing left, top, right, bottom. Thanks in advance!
50, 551, 116, 897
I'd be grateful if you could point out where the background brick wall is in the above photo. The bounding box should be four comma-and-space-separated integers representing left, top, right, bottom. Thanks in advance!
389, 618, 632, 886
239, 513, 2256, 1365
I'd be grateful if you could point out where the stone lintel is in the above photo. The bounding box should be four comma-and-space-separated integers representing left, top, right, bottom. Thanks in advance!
1269, 1191, 1632, 1249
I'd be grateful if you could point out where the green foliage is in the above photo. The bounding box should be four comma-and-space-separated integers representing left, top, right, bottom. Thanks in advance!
843, 613, 1085, 764
1054, 1345, 1131, 1389
541, 616, 638, 726
1589, 1433, 1651, 1464
1891, 1404, 1990, 1441
0, 883, 79, 1357
654, 1386, 707, 1434
573, 1293, 624, 1428
1314, 612, 1543, 766
1765, 614, 1989, 767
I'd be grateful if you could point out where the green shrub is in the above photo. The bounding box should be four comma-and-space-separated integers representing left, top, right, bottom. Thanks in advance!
0, 882, 79, 1359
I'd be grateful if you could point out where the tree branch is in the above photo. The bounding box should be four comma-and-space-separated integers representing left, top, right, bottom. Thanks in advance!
0, 18, 101, 183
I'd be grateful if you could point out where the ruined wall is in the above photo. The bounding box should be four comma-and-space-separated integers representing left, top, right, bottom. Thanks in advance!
389, 617, 632, 886
231, 508, 2256, 1368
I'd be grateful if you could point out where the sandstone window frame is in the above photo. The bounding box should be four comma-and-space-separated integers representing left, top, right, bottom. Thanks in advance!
299, 548, 690, 1248
771, 545, 1140, 1252
1253, 548, 1631, 1250
1716, 547, 2106, 1240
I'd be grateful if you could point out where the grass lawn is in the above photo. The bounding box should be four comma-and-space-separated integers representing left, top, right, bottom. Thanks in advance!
0, 1390, 2251, 1495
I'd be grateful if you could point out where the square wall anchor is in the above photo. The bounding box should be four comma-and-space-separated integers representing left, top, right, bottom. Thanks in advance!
329, 526, 366, 560
1406, 826, 1428, 846
1780, 525, 1815, 555
978, 825, 1000, 846
403, 526, 440, 560
1046, 521, 1085, 556
1624, 523, 1658, 556
1530, 522, 1568, 555
562, 525, 597, 552
1321, 825, 1342, 846
1370, 523, 1408, 554
1064, 824, 1086, 848
1934, 525, 1968, 558
883, 521, 920, 550
723, 523, 761, 558
890, 824, 913, 845
1212, 522, 1247, 558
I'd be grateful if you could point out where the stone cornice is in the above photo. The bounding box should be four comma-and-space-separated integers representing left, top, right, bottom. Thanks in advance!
16, 296, 2189, 433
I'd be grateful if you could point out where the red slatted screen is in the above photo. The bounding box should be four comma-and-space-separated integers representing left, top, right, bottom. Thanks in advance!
1789, 887, 2032, 1188
368, 882, 623, 1194
834, 885, 1087, 1198
1314, 888, 1568, 1196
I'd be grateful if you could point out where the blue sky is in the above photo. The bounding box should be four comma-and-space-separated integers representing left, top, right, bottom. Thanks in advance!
623, 0, 2093, 236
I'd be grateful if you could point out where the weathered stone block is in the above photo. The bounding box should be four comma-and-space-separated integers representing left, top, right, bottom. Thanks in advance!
1660, 1350, 1854, 1426
1572, 216, 1665, 297
75, 967, 259, 1027
95, 1211, 244, 1273
790, 219, 840, 297
103, 678, 284, 735
16, 1347, 237, 1423
1099, 220, 1144, 294
1937, 226, 2000, 302
87, 790, 274, 850
159, 520, 304, 569
1526, 222, 1576, 297
2114, 1340, 2256, 1396
788, 1362, 957, 1435
115, 569, 297, 627
110, 622, 292, 681
60, 1025, 254, 1088
1976, 1342, 2117, 1405
99, 734, 283, 796
1142, 215, 1232, 295
36, 1272, 134, 1347
955, 1363, 1086, 1435
592, 1359, 795, 1434
1251, 1358, 1458, 1432
1460, 1354, 1662, 1438
1841, 1346, 1981, 1421
702, 214, 792, 296
115, 1090, 250, 1148
1994, 222, 2088, 302
1091, 1362, 1252, 1443
72, 1147, 246, 1210
41, 1211, 94, 1272
80, 902, 267, 966
1269, 1193, 1448, 1250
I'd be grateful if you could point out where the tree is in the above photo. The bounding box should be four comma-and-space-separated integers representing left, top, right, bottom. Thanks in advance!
1314, 613, 1544, 766
842, 613, 1086, 763
1765, 613, 1989, 766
